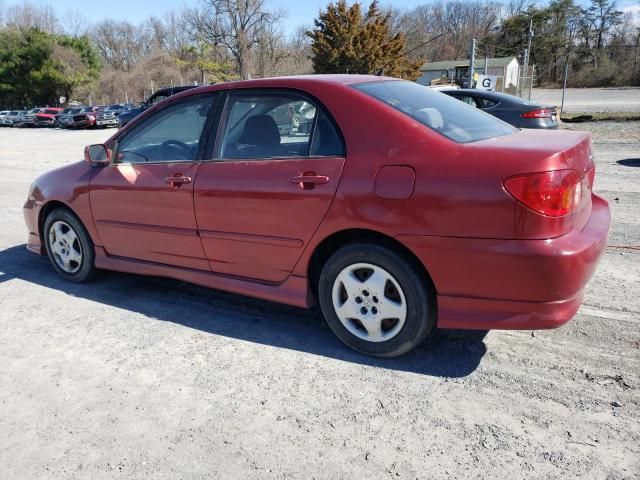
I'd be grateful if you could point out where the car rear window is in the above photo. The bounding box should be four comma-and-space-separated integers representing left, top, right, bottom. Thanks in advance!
353, 80, 516, 143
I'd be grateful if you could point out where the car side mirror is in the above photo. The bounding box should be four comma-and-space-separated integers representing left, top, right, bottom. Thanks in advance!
84, 144, 110, 167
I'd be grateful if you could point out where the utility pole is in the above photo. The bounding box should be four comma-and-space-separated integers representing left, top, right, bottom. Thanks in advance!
521, 18, 533, 97
634, 31, 640, 82
469, 38, 477, 88
560, 61, 569, 117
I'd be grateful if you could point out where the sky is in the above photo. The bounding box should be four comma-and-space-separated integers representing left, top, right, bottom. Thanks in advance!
2, 0, 639, 33
1, 0, 436, 34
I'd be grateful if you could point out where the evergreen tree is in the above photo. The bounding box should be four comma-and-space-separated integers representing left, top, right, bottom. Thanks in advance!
307, 1, 422, 80
0, 27, 101, 107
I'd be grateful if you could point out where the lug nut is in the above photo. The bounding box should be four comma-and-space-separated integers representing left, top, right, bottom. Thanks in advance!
372, 296, 378, 303
363, 290, 369, 297
355, 297, 363, 304
360, 307, 368, 315
371, 307, 378, 314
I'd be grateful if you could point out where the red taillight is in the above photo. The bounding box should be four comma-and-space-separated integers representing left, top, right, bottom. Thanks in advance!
521, 108, 556, 119
504, 170, 581, 217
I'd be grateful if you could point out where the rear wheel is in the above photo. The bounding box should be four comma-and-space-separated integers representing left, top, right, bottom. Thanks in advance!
43, 208, 96, 283
318, 242, 436, 357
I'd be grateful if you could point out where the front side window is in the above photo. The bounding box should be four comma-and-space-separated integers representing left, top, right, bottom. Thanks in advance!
218, 92, 344, 159
354, 80, 515, 143
116, 94, 215, 164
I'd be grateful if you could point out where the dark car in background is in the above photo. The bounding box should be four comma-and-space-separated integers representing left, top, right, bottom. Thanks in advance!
96, 104, 134, 128
442, 89, 559, 129
64, 106, 104, 129
57, 107, 84, 128
53, 108, 76, 128
117, 85, 198, 128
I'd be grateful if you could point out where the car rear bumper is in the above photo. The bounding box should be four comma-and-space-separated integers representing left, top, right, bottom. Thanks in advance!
398, 194, 610, 330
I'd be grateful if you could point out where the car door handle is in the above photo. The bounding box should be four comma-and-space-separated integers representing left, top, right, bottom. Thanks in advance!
164, 175, 192, 187
290, 174, 329, 189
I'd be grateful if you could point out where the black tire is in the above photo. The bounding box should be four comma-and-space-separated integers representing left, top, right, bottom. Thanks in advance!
43, 207, 96, 283
318, 242, 436, 358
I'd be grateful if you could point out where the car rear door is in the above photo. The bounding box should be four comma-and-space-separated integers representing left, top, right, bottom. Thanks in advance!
193, 90, 345, 283
90, 93, 218, 270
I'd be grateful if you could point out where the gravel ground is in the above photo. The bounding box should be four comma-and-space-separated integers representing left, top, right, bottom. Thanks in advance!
0, 124, 638, 479
531, 87, 640, 113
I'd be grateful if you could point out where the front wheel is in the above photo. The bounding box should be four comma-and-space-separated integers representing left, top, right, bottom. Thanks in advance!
318, 242, 436, 357
43, 208, 96, 282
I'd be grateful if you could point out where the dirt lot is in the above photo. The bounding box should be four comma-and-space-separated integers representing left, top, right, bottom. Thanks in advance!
0, 123, 638, 480
531, 87, 640, 113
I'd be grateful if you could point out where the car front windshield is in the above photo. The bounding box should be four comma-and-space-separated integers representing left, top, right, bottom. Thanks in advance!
106, 105, 121, 111
353, 80, 516, 143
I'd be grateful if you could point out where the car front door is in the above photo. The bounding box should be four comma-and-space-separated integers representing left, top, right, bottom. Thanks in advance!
90, 93, 217, 270
194, 90, 346, 283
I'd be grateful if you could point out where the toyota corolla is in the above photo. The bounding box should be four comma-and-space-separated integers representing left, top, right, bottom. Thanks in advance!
23, 75, 610, 357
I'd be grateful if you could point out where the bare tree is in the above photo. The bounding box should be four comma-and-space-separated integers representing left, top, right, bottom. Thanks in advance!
4, 0, 60, 33
92, 19, 152, 72
62, 9, 89, 37
189, 0, 282, 79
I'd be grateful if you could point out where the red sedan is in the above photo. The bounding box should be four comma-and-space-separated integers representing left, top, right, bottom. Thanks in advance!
23, 75, 610, 357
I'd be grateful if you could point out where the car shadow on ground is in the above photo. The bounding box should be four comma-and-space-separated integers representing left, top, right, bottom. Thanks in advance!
617, 158, 640, 167
0, 244, 488, 378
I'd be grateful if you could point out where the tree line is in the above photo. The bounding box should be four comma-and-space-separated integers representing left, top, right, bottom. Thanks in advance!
0, 0, 638, 108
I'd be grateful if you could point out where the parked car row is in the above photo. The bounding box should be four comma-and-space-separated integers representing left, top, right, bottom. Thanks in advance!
0, 104, 135, 129
2, 86, 200, 130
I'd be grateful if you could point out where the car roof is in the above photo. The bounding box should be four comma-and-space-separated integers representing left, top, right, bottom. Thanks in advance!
167, 74, 398, 103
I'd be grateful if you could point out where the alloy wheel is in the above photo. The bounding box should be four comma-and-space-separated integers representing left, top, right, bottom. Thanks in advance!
48, 220, 83, 274
331, 262, 407, 343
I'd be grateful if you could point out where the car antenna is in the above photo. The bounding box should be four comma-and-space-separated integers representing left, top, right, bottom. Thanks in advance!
376, 32, 445, 76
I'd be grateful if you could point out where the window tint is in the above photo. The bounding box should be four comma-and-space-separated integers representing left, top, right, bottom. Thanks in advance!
149, 94, 169, 106
310, 110, 344, 156
117, 95, 214, 163
219, 93, 319, 159
354, 81, 515, 143
457, 95, 476, 107
475, 97, 497, 108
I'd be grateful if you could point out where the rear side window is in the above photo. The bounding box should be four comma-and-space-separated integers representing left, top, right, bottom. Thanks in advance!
217, 91, 344, 160
354, 81, 515, 143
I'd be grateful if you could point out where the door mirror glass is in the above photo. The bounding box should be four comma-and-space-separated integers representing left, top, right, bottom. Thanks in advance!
84, 144, 110, 166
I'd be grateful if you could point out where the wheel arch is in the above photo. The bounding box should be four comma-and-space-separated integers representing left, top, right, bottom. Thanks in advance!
307, 228, 437, 300
38, 200, 77, 244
